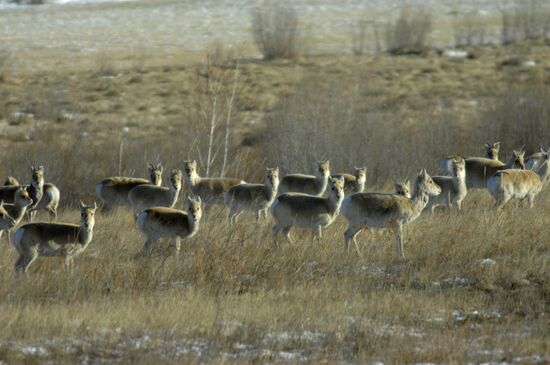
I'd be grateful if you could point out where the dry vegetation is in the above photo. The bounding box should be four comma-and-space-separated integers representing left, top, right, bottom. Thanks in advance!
1, 2, 550, 364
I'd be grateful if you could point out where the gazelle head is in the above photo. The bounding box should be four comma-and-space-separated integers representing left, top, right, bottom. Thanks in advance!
395, 179, 411, 199
511, 148, 526, 169
14, 186, 33, 208
317, 160, 330, 178
452, 158, 466, 179
187, 196, 202, 223
485, 142, 500, 160
328, 176, 345, 202
170, 169, 183, 190
80, 202, 97, 231
266, 167, 280, 190
182, 160, 198, 181
30, 165, 44, 188
0, 201, 16, 230
354, 167, 367, 185
416, 169, 441, 197
148, 163, 163, 186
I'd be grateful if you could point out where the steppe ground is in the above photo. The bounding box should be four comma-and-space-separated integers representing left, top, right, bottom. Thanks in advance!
1, 1, 550, 364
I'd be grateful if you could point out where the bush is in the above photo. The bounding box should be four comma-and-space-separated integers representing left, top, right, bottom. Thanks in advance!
501, 0, 550, 44
384, 7, 432, 55
453, 11, 487, 47
251, 3, 300, 60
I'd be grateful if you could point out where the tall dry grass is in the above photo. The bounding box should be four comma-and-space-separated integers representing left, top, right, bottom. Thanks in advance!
501, 0, 550, 44
384, 7, 432, 55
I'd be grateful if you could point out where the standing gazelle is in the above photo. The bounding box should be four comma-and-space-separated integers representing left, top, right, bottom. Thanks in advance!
96, 163, 163, 211
12, 202, 97, 273
271, 176, 345, 243
136, 196, 202, 256
526, 146, 548, 171
487, 152, 549, 209
182, 160, 244, 204
278, 160, 331, 196
440, 142, 500, 176
342, 169, 441, 258
225, 167, 279, 224
128, 169, 182, 212
0, 186, 33, 242
465, 148, 525, 189
426, 158, 467, 213
332, 167, 367, 194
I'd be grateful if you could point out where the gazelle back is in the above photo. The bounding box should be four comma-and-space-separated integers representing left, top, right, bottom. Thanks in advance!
439, 142, 500, 175
183, 160, 245, 204
128, 169, 182, 212
278, 160, 330, 196
465, 148, 525, 189
332, 167, 367, 194
96, 163, 163, 211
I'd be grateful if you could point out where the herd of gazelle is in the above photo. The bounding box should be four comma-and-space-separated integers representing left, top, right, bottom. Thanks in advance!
1, 143, 549, 273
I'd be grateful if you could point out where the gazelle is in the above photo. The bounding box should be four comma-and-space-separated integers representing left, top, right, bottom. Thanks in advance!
225, 167, 279, 224
96, 163, 163, 211
465, 148, 525, 189
395, 179, 412, 198
278, 160, 330, 196
0, 166, 44, 208
487, 152, 549, 209
271, 176, 345, 243
342, 169, 441, 258
128, 169, 182, 212
0, 186, 33, 242
136, 196, 202, 256
182, 160, 244, 204
332, 167, 367, 194
525, 146, 548, 171
30, 182, 60, 220
12, 202, 97, 273
426, 158, 467, 213
440, 142, 500, 175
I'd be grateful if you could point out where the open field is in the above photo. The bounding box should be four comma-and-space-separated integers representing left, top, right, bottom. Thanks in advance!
1, 0, 550, 364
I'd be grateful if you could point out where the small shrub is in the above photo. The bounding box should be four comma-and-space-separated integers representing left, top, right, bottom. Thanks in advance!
384, 7, 432, 55
251, 3, 300, 60
453, 11, 487, 47
501, 0, 550, 44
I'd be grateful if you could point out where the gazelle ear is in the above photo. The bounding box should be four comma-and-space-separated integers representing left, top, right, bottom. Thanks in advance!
92, 202, 97, 210
485, 143, 491, 148
494, 141, 500, 149
80, 201, 86, 209
157, 163, 163, 171
148, 163, 153, 169
38, 165, 44, 171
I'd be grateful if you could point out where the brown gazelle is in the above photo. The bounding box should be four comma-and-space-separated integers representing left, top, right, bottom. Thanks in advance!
526, 146, 548, 171
426, 158, 468, 213
0, 186, 33, 242
182, 160, 244, 204
30, 181, 60, 220
487, 152, 549, 209
0, 202, 17, 240
465, 148, 525, 189
128, 169, 182, 212
136, 196, 202, 256
225, 167, 279, 224
332, 167, 367, 194
342, 169, 441, 258
395, 179, 412, 198
440, 142, 500, 176
12, 202, 97, 273
271, 176, 345, 243
96, 163, 163, 211
278, 160, 330, 196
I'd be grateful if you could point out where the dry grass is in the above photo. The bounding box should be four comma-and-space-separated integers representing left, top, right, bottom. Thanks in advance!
0, 190, 549, 363
501, 0, 550, 44
1, 9, 550, 362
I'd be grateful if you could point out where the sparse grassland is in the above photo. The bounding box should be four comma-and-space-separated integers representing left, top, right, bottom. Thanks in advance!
1, 1, 550, 364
